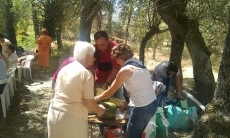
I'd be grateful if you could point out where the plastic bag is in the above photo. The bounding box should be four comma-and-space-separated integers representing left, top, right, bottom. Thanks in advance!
156, 107, 170, 137
166, 105, 198, 131
142, 114, 156, 138
152, 81, 166, 96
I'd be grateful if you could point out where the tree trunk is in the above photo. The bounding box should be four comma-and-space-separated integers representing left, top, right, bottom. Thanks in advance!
56, 24, 63, 49
169, 28, 184, 86
32, 2, 40, 39
169, 29, 184, 69
5, 0, 17, 45
192, 11, 230, 138
185, 19, 215, 105
43, 1, 65, 49
153, 45, 157, 60
43, 5, 57, 41
79, 0, 100, 42
156, 0, 215, 105
79, 23, 91, 42
139, 26, 160, 63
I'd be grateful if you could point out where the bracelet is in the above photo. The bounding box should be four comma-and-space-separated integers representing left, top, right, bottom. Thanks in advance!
104, 82, 110, 85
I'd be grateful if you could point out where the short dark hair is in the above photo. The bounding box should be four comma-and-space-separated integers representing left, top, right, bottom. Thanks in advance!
167, 62, 178, 73
0, 33, 5, 39
7, 44, 16, 52
94, 31, 109, 40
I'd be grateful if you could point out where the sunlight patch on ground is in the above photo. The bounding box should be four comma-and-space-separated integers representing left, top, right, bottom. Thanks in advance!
25, 80, 52, 91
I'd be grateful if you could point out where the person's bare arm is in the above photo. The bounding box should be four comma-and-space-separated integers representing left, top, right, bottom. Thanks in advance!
83, 99, 105, 116
156, 70, 162, 82
101, 68, 119, 89
95, 67, 134, 102
119, 101, 129, 111
176, 75, 182, 97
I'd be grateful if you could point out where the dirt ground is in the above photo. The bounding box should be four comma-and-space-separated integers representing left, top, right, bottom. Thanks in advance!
0, 49, 212, 138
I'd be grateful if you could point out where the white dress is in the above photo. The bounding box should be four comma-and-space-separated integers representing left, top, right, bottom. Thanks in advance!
47, 61, 94, 138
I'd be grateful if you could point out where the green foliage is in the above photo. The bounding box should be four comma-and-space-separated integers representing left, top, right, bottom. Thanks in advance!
51, 40, 75, 57
0, 9, 5, 31
9, 0, 35, 49
187, 1, 228, 48
17, 26, 35, 51
110, 21, 126, 39
186, 0, 229, 70
115, 0, 164, 53
0, 0, 226, 73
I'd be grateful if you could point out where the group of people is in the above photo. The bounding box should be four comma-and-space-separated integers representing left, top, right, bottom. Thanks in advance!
0, 29, 181, 138
0, 33, 19, 95
0, 27, 52, 94
47, 30, 182, 138
0, 33, 18, 66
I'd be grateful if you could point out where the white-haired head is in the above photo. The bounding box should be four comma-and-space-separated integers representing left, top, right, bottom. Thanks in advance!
73, 41, 95, 61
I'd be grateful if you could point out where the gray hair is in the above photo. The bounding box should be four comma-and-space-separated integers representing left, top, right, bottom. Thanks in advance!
73, 41, 95, 60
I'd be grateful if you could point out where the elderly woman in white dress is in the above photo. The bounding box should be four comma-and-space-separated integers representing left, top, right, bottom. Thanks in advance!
47, 41, 105, 138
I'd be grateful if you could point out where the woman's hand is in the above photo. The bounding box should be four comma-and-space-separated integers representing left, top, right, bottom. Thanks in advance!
96, 106, 105, 117
119, 101, 129, 111
101, 82, 109, 90
94, 96, 101, 103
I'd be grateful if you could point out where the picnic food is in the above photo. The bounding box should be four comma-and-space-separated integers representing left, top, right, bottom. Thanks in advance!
95, 88, 123, 106
97, 102, 117, 120
95, 88, 105, 95
109, 97, 124, 106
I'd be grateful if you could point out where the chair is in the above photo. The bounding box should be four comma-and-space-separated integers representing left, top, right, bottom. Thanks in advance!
6, 67, 16, 99
9, 63, 18, 89
10, 63, 18, 69
17, 55, 35, 82
0, 77, 11, 118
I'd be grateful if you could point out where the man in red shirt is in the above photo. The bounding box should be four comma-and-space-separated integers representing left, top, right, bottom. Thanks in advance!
89, 31, 122, 99
89, 30, 123, 136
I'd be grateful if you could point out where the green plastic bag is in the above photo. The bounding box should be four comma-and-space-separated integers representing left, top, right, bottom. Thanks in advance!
156, 107, 170, 137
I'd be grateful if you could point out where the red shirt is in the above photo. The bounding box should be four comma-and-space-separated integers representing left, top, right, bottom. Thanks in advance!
90, 41, 120, 83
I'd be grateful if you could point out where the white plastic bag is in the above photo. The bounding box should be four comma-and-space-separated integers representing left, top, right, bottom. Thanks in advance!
143, 114, 157, 138
152, 81, 166, 96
